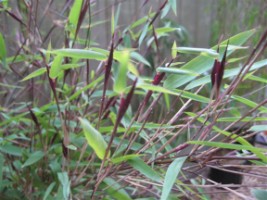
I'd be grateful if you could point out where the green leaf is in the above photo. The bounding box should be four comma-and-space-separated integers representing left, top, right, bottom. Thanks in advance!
114, 3, 121, 31
131, 51, 151, 67
169, 0, 177, 15
22, 151, 45, 168
0, 32, 7, 68
21, 68, 47, 81
139, 23, 149, 47
130, 13, 155, 29
175, 89, 210, 103
104, 177, 132, 200
188, 141, 267, 163
157, 67, 199, 76
0, 144, 23, 156
251, 189, 267, 200
57, 172, 71, 200
127, 157, 161, 182
164, 29, 257, 89
186, 112, 267, 162
111, 7, 115, 34
47, 49, 107, 61
231, 95, 267, 113
171, 41, 177, 59
68, 75, 104, 101
49, 55, 63, 78
68, 0, 83, 37
43, 182, 56, 200
185, 58, 267, 90
188, 141, 267, 154
111, 154, 141, 164
164, 93, 170, 111
217, 117, 267, 122
66, 144, 77, 151
246, 75, 267, 84
114, 51, 130, 94
161, 156, 187, 200
0, 153, 4, 190
249, 125, 267, 132
161, 3, 171, 19
137, 84, 210, 103
155, 27, 178, 35
174, 47, 219, 58
79, 118, 110, 160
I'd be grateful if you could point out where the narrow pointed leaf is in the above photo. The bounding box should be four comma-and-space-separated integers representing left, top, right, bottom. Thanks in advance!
187, 141, 267, 153
157, 67, 199, 76
43, 182, 56, 200
171, 41, 177, 59
139, 23, 149, 47
174, 47, 219, 58
114, 51, 130, 94
68, 0, 83, 37
0, 32, 7, 68
49, 55, 63, 78
131, 51, 151, 67
57, 172, 71, 200
47, 49, 107, 61
22, 151, 45, 168
252, 189, 267, 200
79, 118, 110, 160
164, 29, 257, 89
127, 157, 161, 182
169, 0, 177, 15
186, 59, 267, 90
104, 177, 132, 200
22, 68, 47, 81
161, 156, 187, 200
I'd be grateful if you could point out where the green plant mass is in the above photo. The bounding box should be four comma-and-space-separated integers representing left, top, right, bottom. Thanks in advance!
0, 0, 267, 199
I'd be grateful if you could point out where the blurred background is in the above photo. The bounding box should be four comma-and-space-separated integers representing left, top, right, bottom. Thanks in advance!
1, 0, 267, 106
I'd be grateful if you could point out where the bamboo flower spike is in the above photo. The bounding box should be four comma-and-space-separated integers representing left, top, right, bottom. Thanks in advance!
211, 40, 229, 98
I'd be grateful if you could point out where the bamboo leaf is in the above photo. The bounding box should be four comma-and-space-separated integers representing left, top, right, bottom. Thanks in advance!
252, 189, 267, 200
161, 156, 187, 200
104, 177, 132, 200
47, 49, 107, 61
68, 0, 83, 37
188, 141, 267, 154
111, 154, 141, 165
21, 68, 47, 81
43, 182, 56, 200
57, 172, 71, 200
137, 84, 210, 103
185, 58, 267, 90
174, 47, 219, 58
0, 144, 23, 156
131, 51, 151, 67
114, 51, 130, 94
171, 41, 177, 59
79, 118, 110, 160
49, 55, 63, 78
231, 95, 267, 113
22, 151, 45, 168
157, 67, 199, 76
169, 0, 177, 15
127, 157, 161, 182
0, 153, 4, 190
249, 125, 267, 132
164, 29, 257, 89
0, 32, 7, 68
139, 23, 149, 47
186, 112, 267, 162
